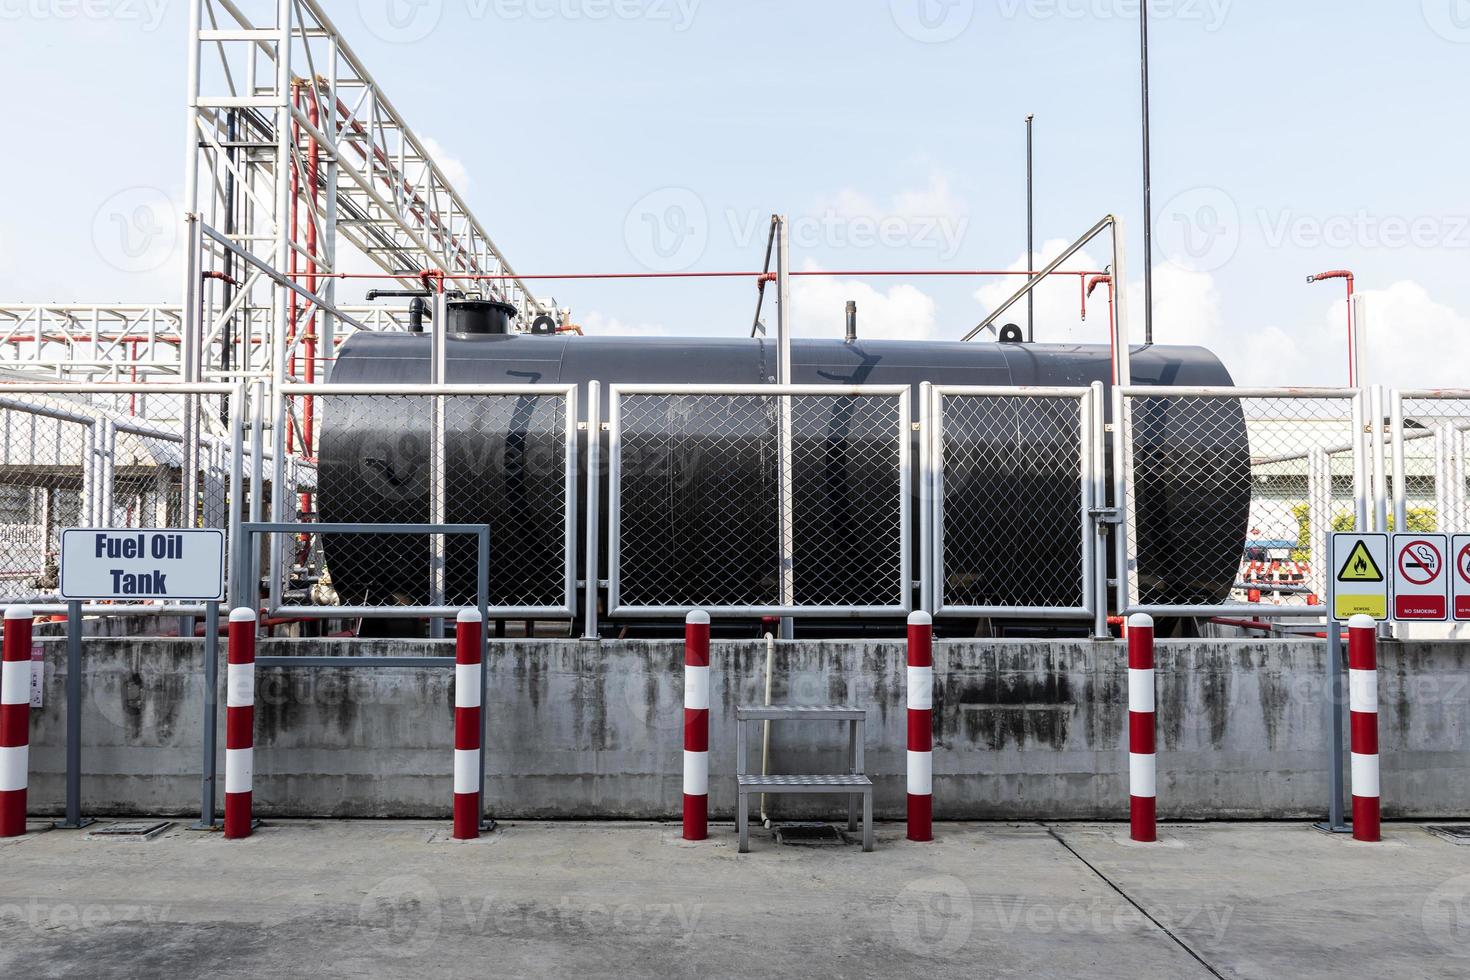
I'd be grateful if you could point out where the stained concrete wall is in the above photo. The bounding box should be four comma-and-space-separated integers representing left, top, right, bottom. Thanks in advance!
17, 637, 1470, 820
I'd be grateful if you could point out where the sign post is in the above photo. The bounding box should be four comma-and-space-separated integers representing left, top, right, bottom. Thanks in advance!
1452, 534, 1470, 623
57, 529, 226, 830
1319, 532, 1388, 836
1391, 533, 1450, 622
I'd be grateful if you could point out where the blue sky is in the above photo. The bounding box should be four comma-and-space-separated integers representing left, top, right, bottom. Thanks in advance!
2, 1, 1467, 385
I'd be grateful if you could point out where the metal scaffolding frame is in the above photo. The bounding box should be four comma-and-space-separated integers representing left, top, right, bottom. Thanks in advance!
178, 0, 548, 394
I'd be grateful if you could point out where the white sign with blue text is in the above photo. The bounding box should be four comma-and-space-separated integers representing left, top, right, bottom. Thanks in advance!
59, 529, 225, 601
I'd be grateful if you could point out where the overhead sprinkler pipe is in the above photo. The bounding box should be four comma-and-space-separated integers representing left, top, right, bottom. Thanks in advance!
1306, 270, 1357, 386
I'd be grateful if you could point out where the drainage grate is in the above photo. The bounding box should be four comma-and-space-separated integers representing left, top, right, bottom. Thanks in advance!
87, 821, 172, 841
1427, 826, 1470, 845
774, 822, 849, 847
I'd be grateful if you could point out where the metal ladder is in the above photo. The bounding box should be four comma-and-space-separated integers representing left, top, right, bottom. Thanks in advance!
735, 705, 873, 853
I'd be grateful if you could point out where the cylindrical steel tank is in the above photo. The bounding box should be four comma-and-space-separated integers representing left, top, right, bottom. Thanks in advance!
318, 333, 1248, 618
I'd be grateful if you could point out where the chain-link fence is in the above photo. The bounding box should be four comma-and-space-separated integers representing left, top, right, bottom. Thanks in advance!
277, 384, 577, 616
930, 386, 1096, 617
1394, 391, 1470, 534
1115, 387, 1366, 617
608, 385, 910, 616
0, 383, 242, 610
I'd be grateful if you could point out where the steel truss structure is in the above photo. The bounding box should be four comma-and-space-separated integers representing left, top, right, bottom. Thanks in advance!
0, 303, 413, 382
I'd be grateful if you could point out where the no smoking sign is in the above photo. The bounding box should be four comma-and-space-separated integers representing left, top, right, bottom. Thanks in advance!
1453, 534, 1470, 623
1392, 533, 1449, 622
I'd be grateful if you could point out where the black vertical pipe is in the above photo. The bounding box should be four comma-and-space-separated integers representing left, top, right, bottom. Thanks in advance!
1026, 114, 1035, 344
1140, 5, 1154, 345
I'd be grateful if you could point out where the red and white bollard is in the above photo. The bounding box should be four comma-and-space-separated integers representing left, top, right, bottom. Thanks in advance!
453, 609, 484, 840
1348, 614, 1381, 843
682, 610, 710, 840
1128, 613, 1157, 843
907, 610, 934, 842
0, 607, 34, 838
224, 607, 257, 839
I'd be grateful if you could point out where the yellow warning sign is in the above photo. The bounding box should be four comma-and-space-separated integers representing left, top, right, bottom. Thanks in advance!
1329, 533, 1389, 622
1336, 540, 1384, 583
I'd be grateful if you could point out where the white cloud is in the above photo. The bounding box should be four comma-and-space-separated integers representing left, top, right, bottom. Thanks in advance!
791, 260, 938, 341
579, 310, 670, 337
973, 238, 1112, 345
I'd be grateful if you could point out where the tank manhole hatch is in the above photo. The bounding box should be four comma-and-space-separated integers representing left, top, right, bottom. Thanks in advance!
86, 821, 173, 841
1427, 826, 1470, 845
774, 822, 850, 847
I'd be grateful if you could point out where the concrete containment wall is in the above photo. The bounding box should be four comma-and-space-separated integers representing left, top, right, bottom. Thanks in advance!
19, 637, 1470, 820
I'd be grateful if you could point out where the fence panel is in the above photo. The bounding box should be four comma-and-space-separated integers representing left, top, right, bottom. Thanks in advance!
276, 384, 577, 617
932, 386, 1095, 618
1116, 387, 1365, 618
1393, 391, 1470, 534
0, 383, 240, 610
608, 385, 910, 617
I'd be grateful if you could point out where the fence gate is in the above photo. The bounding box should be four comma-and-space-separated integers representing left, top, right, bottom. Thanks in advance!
607, 384, 911, 618
1114, 386, 1367, 619
928, 385, 1099, 620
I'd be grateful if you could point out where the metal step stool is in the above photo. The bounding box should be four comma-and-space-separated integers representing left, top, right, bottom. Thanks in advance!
735, 705, 873, 853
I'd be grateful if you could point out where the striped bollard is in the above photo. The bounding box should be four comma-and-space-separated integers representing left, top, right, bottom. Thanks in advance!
1128, 613, 1157, 843
1348, 614, 1381, 843
683, 610, 710, 840
1, 607, 34, 838
224, 608, 257, 839
453, 609, 484, 840
907, 611, 934, 842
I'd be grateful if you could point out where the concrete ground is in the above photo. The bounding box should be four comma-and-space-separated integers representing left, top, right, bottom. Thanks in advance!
1, 819, 1467, 978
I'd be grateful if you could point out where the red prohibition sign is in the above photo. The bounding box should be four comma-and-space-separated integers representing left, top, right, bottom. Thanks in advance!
1459, 543, 1470, 585
1398, 539, 1442, 587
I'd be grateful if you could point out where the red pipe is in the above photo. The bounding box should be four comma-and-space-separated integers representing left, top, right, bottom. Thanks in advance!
1307, 270, 1355, 386
323, 269, 1109, 282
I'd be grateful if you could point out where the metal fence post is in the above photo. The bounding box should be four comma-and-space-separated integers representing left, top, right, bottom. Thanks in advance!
1390, 389, 1407, 533
54, 600, 92, 830
583, 381, 602, 640
1314, 617, 1349, 834
1091, 382, 1110, 639
775, 217, 795, 637
919, 383, 934, 614
196, 601, 220, 829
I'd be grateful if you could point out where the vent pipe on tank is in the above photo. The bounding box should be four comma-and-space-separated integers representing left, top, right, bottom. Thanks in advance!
845, 301, 857, 344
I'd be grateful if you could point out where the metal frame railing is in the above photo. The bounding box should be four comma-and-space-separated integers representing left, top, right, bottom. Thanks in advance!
1112, 385, 1368, 619
0, 381, 244, 615
4, 378, 1466, 631
606, 383, 912, 619
1390, 388, 1470, 534
926, 384, 1101, 621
